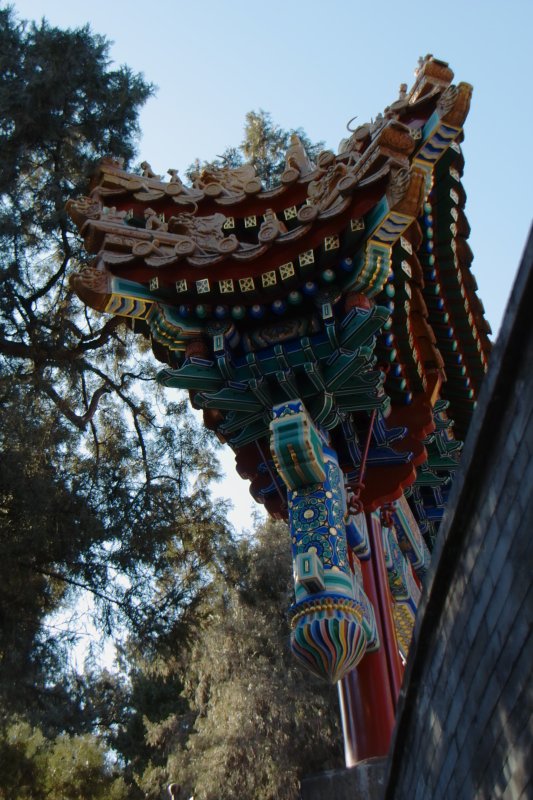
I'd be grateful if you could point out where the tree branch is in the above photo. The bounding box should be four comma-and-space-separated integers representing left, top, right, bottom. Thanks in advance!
42, 381, 111, 429
19, 561, 127, 609
0, 314, 122, 363
70, 316, 123, 354
0, 335, 34, 359
26, 251, 70, 304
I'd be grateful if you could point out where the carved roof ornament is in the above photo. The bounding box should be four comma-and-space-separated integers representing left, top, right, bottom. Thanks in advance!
70, 263, 111, 312
167, 168, 184, 185
281, 134, 316, 183
144, 208, 168, 231
437, 82, 472, 128
387, 167, 412, 207
190, 161, 262, 198
384, 84, 410, 120
304, 161, 350, 215
66, 195, 101, 226
409, 55, 454, 104
140, 161, 162, 180
100, 155, 125, 170
258, 209, 288, 243
167, 209, 240, 255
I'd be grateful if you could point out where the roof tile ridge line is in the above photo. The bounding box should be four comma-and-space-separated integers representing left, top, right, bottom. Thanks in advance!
383, 221, 533, 798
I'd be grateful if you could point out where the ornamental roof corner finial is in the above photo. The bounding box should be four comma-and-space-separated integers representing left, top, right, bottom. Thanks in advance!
370, 112, 384, 135
415, 53, 434, 76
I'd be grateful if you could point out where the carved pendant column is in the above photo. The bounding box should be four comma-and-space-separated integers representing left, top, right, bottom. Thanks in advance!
270, 399, 379, 684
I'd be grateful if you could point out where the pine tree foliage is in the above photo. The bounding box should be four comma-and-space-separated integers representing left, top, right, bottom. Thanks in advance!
187, 109, 324, 189
0, 11, 343, 794
0, 7, 153, 409
0, 6, 232, 733
0, 375, 232, 725
135, 520, 343, 800
0, 717, 129, 800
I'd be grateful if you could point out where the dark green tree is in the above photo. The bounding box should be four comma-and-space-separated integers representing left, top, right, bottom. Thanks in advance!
132, 519, 343, 800
0, 717, 129, 800
0, 6, 153, 427
0, 5, 232, 739
0, 15, 341, 792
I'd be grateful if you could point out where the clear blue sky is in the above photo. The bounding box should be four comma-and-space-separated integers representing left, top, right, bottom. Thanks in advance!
10, 0, 533, 527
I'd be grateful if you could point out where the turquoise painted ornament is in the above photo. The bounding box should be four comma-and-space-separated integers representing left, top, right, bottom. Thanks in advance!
231, 305, 245, 320
271, 400, 378, 682
270, 400, 326, 488
288, 291, 302, 306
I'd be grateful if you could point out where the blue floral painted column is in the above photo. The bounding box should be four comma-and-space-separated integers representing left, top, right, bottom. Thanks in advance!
270, 399, 378, 683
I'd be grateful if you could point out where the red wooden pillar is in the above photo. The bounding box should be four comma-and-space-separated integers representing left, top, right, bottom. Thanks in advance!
366, 512, 404, 703
337, 512, 403, 765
